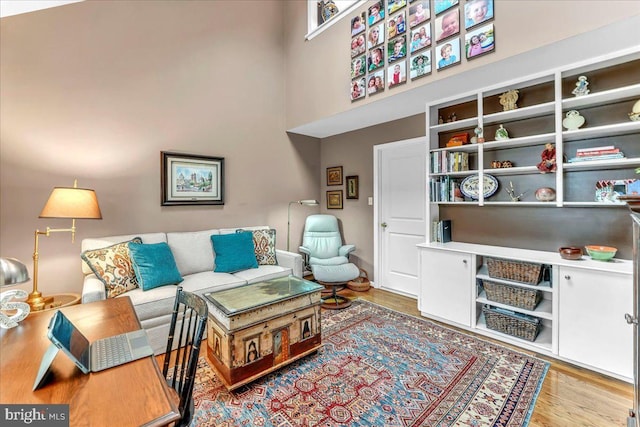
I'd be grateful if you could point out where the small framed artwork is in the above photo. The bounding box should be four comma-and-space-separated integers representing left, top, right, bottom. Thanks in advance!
436, 38, 461, 70
300, 315, 314, 341
393, 10, 406, 36
244, 335, 260, 364
351, 77, 366, 101
351, 11, 366, 36
387, 35, 406, 63
465, 23, 495, 59
434, 0, 458, 15
408, 1, 430, 28
327, 190, 343, 209
351, 33, 366, 58
387, 0, 406, 15
435, 8, 460, 42
367, 69, 385, 95
410, 51, 431, 80
388, 60, 407, 88
327, 166, 343, 186
368, 1, 385, 26
367, 46, 384, 72
367, 23, 385, 49
346, 176, 359, 199
464, 0, 494, 30
351, 54, 365, 79
409, 24, 431, 53
161, 151, 224, 206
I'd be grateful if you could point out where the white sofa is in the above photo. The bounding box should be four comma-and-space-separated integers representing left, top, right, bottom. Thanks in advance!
81, 227, 303, 354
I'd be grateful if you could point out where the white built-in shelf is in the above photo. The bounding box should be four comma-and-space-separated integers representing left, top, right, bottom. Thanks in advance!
484, 165, 539, 176
483, 102, 556, 125
475, 313, 553, 351
477, 292, 553, 320
430, 144, 478, 153
430, 116, 478, 132
562, 83, 640, 109
480, 133, 556, 151
430, 170, 476, 177
476, 266, 553, 291
562, 121, 640, 141
482, 201, 558, 207
562, 201, 627, 207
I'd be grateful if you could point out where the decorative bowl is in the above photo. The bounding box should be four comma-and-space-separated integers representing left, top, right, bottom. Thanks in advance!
585, 245, 617, 261
535, 187, 556, 202
559, 246, 583, 260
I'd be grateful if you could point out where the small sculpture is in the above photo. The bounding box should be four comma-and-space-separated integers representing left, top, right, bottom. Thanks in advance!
572, 75, 590, 97
499, 89, 519, 111
495, 124, 509, 140
506, 181, 526, 202
629, 99, 640, 121
537, 143, 557, 173
562, 110, 586, 130
438, 115, 444, 124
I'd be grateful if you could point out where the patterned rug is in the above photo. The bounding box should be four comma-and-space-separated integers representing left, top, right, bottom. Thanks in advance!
190, 300, 548, 426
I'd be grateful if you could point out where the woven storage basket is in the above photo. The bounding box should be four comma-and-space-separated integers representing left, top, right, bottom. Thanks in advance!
486, 257, 543, 285
483, 280, 542, 311
347, 268, 370, 291
482, 305, 541, 342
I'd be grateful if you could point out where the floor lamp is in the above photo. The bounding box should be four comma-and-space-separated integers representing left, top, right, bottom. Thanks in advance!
0, 257, 31, 328
287, 199, 319, 252
27, 180, 102, 311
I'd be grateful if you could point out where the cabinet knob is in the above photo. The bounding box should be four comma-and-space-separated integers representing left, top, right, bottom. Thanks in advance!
462, 259, 467, 264
564, 275, 571, 280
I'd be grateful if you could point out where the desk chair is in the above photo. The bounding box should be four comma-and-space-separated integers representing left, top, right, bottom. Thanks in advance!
162, 286, 208, 427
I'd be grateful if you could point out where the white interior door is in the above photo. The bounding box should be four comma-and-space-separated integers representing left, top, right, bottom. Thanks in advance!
374, 138, 426, 297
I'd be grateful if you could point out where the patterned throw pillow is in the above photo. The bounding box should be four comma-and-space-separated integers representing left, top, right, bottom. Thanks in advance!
252, 229, 277, 265
81, 237, 142, 298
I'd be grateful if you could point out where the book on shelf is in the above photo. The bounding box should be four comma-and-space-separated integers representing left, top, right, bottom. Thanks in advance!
576, 145, 614, 153
429, 176, 462, 202
430, 151, 469, 173
568, 153, 625, 162
577, 148, 620, 157
432, 219, 452, 243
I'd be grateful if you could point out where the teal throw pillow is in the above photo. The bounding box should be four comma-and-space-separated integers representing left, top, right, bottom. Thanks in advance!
211, 232, 258, 273
128, 242, 183, 291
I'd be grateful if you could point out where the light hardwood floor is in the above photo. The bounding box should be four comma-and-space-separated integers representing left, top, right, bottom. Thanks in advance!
339, 287, 634, 427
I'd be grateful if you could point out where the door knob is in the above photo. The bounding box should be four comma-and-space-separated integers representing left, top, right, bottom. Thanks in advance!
564, 275, 571, 280
381, 222, 387, 228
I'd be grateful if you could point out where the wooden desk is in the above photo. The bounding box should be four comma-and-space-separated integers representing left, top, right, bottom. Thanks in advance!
0, 297, 180, 427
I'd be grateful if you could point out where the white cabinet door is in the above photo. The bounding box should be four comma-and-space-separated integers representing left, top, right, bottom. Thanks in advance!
419, 248, 472, 327
558, 266, 633, 380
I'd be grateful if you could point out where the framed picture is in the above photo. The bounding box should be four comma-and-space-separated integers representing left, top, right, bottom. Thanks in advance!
388, 60, 407, 88
351, 11, 366, 36
464, 0, 494, 30
346, 176, 359, 199
367, 23, 385, 49
351, 54, 366, 79
435, 8, 460, 42
161, 151, 224, 206
409, 24, 431, 53
434, 0, 458, 15
387, 0, 406, 15
436, 38, 461, 70
410, 51, 431, 80
351, 77, 366, 101
327, 166, 343, 185
465, 23, 495, 59
327, 190, 343, 209
367, 69, 385, 95
392, 10, 406, 36
387, 35, 407, 63
351, 33, 366, 58
408, 1, 430, 28
368, 1, 385, 26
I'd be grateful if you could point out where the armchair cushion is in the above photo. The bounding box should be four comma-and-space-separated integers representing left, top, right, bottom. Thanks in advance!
129, 242, 184, 291
309, 255, 350, 266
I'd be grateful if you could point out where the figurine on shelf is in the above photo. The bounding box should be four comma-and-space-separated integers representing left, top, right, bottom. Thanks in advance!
571, 75, 590, 97
438, 115, 444, 124
499, 89, 519, 111
495, 124, 509, 140
537, 143, 557, 173
506, 181, 526, 202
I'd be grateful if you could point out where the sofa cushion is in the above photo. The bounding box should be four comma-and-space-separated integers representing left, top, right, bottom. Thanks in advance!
80, 237, 142, 298
129, 242, 184, 291
167, 229, 219, 276
232, 265, 292, 284
250, 229, 277, 265
211, 232, 258, 273
81, 233, 167, 275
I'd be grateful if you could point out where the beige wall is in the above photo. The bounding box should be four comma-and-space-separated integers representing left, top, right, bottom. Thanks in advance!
0, 1, 321, 295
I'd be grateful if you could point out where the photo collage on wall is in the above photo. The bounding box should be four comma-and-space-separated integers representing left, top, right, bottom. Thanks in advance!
350, 0, 495, 100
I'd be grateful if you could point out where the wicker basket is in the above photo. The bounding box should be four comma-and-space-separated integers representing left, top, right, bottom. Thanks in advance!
486, 257, 544, 285
347, 268, 370, 291
483, 280, 541, 311
482, 305, 541, 342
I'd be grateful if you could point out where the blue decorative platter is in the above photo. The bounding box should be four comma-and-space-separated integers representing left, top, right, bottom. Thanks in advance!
460, 174, 498, 200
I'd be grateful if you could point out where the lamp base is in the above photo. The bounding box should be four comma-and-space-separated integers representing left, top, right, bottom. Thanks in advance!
26, 291, 53, 312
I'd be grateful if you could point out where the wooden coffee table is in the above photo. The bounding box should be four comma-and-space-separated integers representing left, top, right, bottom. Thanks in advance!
203, 276, 323, 390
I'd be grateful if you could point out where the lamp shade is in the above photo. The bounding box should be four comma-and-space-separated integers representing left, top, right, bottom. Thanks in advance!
39, 187, 102, 219
0, 257, 30, 287
297, 200, 319, 206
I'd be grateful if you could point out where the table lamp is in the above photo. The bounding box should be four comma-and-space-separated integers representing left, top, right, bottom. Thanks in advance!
0, 257, 31, 328
27, 180, 102, 311
287, 199, 319, 252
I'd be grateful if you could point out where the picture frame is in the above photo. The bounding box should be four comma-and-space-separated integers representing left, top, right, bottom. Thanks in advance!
387, 35, 407, 63
351, 54, 366, 79
435, 7, 460, 42
409, 23, 431, 54
351, 77, 366, 101
367, 23, 385, 49
408, 1, 430, 28
388, 60, 407, 88
346, 176, 359, 199
368, 1, 385, 26
465, 23, 495, 59
410, 51, 431, 80
367, 46, 385, 72
434, 0, 458, 15
327, 190, 343, 209
326, 166, 343, 185
351, 11, 366, 36
161, 151, 224, 206
436, 38, 461, 70
351, 33, 366, 58
367, 69, 385, 96
387, 0, 406, 15
464, 0, 494, 30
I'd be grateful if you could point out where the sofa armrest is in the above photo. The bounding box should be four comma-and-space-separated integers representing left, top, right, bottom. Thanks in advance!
82, 274, 107, 304
275, 249, 303, 277
339, 245, 355, 257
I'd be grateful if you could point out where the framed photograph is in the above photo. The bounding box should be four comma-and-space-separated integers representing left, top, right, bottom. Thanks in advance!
410, 51, 431, 79
367, 46, 384, 72
435, 8, 460, 42
351, 54, 366, 79
387, 35, 406, 63
326, 166, 343, 185
367, 69, 385, 95
368, 1, 385, 26
388, 60, 407, 88
464, 0, 494, 30
327, 190, 343, 209
367, 23, 385, 49
408, 1, 430, 28
409, 24, 431, 53
346, 176, 359, 199
465, 23, 495, 59
351, 77, 366, 101
434, 0, 458, 15
161, 151, 224, 206
351, 33, 366, 58
351, 11, 366, 36
436, 38, 461, 70
387, 0, 406, 15
392, 10, 406, 36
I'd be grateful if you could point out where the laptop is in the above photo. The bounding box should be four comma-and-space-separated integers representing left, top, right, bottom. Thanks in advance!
34, 310, 154, 390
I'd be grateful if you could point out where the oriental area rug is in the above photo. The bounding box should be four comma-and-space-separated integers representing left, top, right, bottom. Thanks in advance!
190, 300, 549, 427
